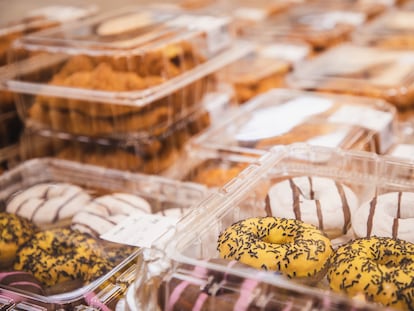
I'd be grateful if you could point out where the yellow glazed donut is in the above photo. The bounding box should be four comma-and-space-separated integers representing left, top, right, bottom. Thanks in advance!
265, 177, 358, 239
327, 237, 414, 311
0, 213, 36, 268
352, 191, 414, 243
14, 228, 112, 287
217, 217, 333, 279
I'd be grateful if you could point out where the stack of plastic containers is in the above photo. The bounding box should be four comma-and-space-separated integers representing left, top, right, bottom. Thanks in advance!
2, 6, 252, 174
126, 144, 414, 311
217, 40, 312, 104
240, 0, 378, 52
0, 3, 98, 174
288, 44, 414, 121
0, 158, 207, 310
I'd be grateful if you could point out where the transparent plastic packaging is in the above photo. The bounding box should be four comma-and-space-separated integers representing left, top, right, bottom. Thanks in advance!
0, 158, 207, 310
353, 9, 414, 50
127, 144, 413, 311
2, 6, 252, 138
20, 108, 211, 174
288, 43, 414, 121
191, 89, 397, 157
218, 40, 311, 104
241, 2, 368, 51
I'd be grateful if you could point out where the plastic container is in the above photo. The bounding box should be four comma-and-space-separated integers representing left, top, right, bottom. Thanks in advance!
288, 43, 414, 121
191, 89, 397, 158
0, 3, 98, 67
0, 3, 98, 108
125, 144, 413, 311
218, 40, 311, 103
353, 9, 414, 50
2, 6, 252, 138
20, 108, 211, 174
242, 2, 368, 51
0, 157, 207, 310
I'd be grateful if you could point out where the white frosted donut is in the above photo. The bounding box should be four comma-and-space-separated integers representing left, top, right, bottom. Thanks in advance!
71, 193, 152, 237
352, 192, 414, 243
265, 176, 359, 239
6, 183, 91, 225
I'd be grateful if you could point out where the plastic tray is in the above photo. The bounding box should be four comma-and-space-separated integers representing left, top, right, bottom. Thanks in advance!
218, 40, 311, 103
288, 43, 414, 120
0, 157, 207, 310
1, 6, 252, 137
191, 89, 397, 157
353, 9, 414, 49
241, 2, 369, 51
125, 144, 413, 311
19, 108, 211, 175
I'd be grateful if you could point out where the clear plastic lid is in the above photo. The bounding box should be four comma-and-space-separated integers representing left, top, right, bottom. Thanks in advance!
288, 43, 414, 118
0, 157, 207, 309
20, 108, 211, 175
242, 2, 368, 51
353, 9, 414, 49
1, 6, 252, 137
127, 144, 414, 311
191, 89, 397, 156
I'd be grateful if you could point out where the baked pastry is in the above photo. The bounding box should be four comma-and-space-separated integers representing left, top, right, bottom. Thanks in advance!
188, 163, 247, 188
28, 42, 209, 136
6, 183, 92, 226
40, 109, 211, 174
159, 258, 318, 311
265, 176, 359, 239
222, 58, 291, 104
352, 191, 414, 243
14, 228, 112, 287
71, 193, 152, 238
0, 213, 36, 268
327, 237, 414, 311
217, 217, 333, 283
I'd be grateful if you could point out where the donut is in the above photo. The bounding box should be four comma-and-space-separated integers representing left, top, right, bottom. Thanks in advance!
71, 193, 152, 237
217, 217, 333, 280
327, 237, 414, 311
0, 213, 36, 268
352, 191, 414, 243
265, 177, 359, 239
14, 228, 112, 287
0, 271, 45, 295
6, 183, 92, 226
